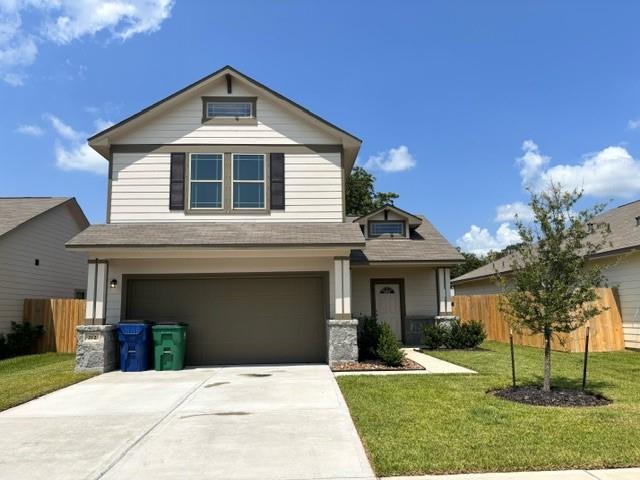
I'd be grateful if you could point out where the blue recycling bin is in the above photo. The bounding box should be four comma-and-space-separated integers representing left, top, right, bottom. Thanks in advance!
117, 323, 151, 371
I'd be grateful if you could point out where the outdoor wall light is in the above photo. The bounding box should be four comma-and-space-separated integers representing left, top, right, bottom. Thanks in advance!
110, 279, 118, 289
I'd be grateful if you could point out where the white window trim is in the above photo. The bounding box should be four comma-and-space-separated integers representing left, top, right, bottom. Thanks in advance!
188, 152, 225, 210
232, 153, 267, 210
206, 101, 253, 119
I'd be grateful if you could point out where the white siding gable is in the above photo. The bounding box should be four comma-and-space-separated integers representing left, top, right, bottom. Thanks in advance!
111, 77, 338, 146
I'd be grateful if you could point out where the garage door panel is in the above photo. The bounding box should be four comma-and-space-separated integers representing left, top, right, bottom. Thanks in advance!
125, 275, 326, 365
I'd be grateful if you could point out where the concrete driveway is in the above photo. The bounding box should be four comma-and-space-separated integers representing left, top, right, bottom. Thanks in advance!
0, 365, 374, 480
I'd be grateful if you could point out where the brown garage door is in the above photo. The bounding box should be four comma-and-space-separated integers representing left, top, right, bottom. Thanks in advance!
125, 275, 326, 365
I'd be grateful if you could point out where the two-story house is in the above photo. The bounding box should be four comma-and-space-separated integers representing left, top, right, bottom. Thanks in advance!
67, 66, 462, 368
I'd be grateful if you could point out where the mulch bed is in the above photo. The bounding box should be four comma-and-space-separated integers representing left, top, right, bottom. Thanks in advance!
490, 386, 612, 407
332, 357, 425, 372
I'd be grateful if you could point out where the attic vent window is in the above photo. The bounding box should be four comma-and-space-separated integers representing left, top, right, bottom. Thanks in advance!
369, 221, 405, 237
207, 101, 252, 118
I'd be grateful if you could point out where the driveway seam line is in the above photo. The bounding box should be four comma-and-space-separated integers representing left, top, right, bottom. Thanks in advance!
585, 470, 604, 480
90, 372, 215, 480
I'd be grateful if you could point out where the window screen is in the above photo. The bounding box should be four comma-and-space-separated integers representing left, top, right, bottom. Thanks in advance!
233, 154, 265, 209
190, 154, 223, 209
207, 102, 252, 118
370, 221, 404, 236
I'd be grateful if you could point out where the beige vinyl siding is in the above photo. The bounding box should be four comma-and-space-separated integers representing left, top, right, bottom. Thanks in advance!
351, 266, 438, 318
596, 252, 640, 349
112, 78, 337, 146
110, 151, 343, 222
105, 256, 334, 324
0, 205, 87, 333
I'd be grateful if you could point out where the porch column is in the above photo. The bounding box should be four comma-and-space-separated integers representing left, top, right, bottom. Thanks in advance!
333, 257, 351, 319
437, 267, 453, 315
85, 259, 108, 325
76, 259, 116, 373
327, 257, 357, 366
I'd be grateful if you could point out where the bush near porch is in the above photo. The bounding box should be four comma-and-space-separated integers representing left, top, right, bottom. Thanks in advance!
337, 341, 640, 476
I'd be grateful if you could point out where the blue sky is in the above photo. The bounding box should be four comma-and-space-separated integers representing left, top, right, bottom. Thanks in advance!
2, 0, 640, 254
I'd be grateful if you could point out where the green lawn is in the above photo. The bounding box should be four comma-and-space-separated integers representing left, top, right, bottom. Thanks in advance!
0, 353, 95, 411
337, 341, 640, 476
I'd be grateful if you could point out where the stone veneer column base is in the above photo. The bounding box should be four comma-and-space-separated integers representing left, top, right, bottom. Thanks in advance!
434, 315, 459, 328
327, 319, 358, 366
75, 325, 118, 373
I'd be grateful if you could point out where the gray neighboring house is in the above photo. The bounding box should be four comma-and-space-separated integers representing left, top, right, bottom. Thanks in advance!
452, 200, 640, 349
0, 197, 89, 333
66, 65, 462, 368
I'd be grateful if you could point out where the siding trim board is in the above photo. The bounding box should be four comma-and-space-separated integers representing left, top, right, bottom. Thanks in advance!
110, 144, 343, 156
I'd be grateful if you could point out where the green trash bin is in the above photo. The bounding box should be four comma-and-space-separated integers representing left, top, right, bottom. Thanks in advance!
152, 324, 187, 371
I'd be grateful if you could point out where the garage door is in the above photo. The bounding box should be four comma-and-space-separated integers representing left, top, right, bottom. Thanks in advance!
125, 275, 326, 365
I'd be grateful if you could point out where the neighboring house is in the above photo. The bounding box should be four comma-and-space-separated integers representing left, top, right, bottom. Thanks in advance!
452, 200, 640, 349
67, 66, 462, 366
0, 197, 89, 333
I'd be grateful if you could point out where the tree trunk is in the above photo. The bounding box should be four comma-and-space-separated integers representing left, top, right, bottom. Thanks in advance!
543, 327, 552, 392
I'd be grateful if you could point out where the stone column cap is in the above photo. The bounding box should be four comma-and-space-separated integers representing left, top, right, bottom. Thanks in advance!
77, 324, 117, 332
327, 319, 358, 326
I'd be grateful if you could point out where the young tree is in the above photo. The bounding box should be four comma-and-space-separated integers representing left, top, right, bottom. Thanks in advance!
345, 166, 399, 216
498, 185, 609, 391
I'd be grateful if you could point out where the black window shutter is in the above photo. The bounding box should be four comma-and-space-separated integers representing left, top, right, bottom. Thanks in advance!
169, 153, 186, 210
270, 153, 285, 210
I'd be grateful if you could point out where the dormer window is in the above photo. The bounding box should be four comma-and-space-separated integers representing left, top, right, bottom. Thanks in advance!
369, 221, 405, 237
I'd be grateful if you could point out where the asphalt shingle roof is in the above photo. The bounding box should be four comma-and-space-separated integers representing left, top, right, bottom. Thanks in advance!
0, 197, 71, 238
350, 216, 463, 263
67, 222, 366, 249
452, 199, 640, 284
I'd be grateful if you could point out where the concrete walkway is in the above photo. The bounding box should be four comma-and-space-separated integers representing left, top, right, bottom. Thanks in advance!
0, 365, 374, 480
384, 468, 640, 479
334, 349, 476, 376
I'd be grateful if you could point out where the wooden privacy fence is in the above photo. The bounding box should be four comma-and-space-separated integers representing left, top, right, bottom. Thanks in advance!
23, 299, 86, 353
452, 288, 625, 352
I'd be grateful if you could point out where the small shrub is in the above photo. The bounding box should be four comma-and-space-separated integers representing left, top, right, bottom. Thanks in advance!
358, 315, 382, 360
443, 320, 486, 349
462, 320, 487, 348
376, 322, 405, 367
0, 321, 44, 360
422, 323, 447, 349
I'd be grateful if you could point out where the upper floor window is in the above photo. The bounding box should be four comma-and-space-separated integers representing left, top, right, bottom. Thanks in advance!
190, 153, 223, 209
369, 221, 405, 237
233, 154, 265, 209
207, 101, 252, 118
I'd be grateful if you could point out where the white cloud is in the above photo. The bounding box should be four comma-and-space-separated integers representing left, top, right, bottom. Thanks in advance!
539, 146, 640, 198
15, 124, 44, 136
517, 139, 549, 188
362, 145, 416, 172
0, 0, 174, 85
457, 223, 521, 256
495, 201, 534, 222
45, 114, 106, 174
94, 118, 114, 132
41, 0, 174, 44
516, 140, 640, 199
627, 119, 640, 130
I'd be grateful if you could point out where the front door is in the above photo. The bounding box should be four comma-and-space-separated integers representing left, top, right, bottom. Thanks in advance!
374, 283, 402, 340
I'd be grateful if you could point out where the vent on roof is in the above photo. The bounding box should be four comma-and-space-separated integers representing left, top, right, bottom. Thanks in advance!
636, 216, 640, 227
